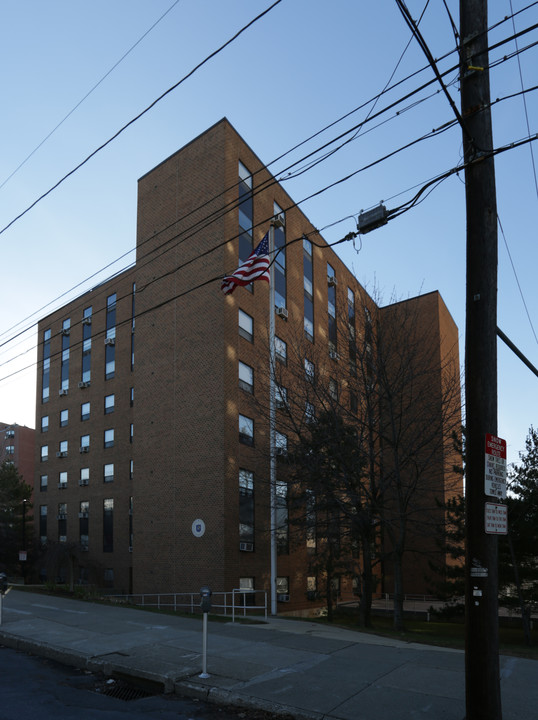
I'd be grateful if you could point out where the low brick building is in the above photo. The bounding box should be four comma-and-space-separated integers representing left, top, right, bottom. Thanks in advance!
34, 119, 461, 610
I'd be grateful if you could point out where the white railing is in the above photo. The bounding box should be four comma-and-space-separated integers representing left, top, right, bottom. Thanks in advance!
108, 589, 267, 621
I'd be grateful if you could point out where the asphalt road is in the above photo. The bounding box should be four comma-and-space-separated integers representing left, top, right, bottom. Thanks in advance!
0, 645, 288, 720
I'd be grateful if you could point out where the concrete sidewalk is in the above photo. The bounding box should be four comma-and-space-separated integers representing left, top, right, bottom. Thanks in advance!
0, 590, 536, 719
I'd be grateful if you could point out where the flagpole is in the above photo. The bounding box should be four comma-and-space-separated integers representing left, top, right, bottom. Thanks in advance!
269, 220, 277, 616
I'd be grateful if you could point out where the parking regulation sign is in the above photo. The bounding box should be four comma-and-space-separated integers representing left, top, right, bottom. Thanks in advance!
485, 502, 508, 535
485, 434, 507, 499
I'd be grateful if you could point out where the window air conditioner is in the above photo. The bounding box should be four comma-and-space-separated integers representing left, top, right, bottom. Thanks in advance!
78, 381, 90, 389
82, 317, 91, 326
104, 337, 115, 346
61, 328, 70, 336
239, 542, 254, 552
56, 451, 67, 458
59, 388, 68, 396
78, 512, 89, 519
328, 275, 337, 287
79, 479, 89, 486
329, 350, 339, 360
57, 483, 67, 489
277, 594, 290, 602
276, 306, 288, 319
80, 446, 89, 453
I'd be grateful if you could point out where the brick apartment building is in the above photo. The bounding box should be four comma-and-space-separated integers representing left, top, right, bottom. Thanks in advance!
34, 119, 461, 610
0, 422, 35, 486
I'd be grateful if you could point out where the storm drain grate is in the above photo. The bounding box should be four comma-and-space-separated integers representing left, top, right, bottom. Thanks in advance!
97, 678, 159, 702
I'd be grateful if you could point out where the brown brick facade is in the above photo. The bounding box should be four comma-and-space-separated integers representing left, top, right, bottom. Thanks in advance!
34, 119, 462, 610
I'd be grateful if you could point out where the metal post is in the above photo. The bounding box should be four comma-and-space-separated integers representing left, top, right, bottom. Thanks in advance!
199, 612, 209, 678
269, 221, 277, 616
460, 1, 502, 718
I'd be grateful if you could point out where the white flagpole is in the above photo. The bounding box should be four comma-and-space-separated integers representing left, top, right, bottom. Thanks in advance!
269, 220, 277, 616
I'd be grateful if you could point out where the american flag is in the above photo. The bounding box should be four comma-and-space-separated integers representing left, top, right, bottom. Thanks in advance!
221, 233, 270, 295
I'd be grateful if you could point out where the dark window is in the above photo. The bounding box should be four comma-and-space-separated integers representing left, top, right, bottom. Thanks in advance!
103, 498, 114, 552
239, 414, 254, 446
42, 329, 51, 402
239, 470, 254, 546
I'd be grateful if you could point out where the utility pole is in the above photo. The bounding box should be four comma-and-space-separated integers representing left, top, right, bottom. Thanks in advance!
460, 1, 502, 718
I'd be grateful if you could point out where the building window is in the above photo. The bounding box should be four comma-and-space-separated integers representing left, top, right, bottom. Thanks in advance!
276, 576, 289, 599
131, 283, 136, 371
238, 577, 256, 605
238, 309, 253, 342
104, 394, 115, 414
81, 402, 90, 421
130, 387, 134, 406
80, 467, 89, 486
104, 429, 114, 448
104, 463, 114, 483
82, 306, 92, 384
307, 576, 318, 600
60, 318, 70, 392
60, 409, 68, 427
305, 402, 315, 424
348, 287, 357, 375
350, 391, 358, 414
40, 445, 48, 462
329, 378, 338, 401
304, 358, 315, 383
80, 434, 90, 452
130, 423, 134, 443
306, 490, 316, 554
276, 481, 289, 554
273, 202, 286, 310
58, 502, 67, 542
238, 161, 253, 263
239, 469, 254, 547
130, 459, 134, 480
105, 293, 116, 380
39, 505, 47, 546
275, 431, 288, 457
59, 440, 68, 456
41, 415, 49, 432
239, 361, 253, 393
303, 237, 314, 341
275, 385, 287, 410
327, 263, 337, 354
58, 471, 67, 489
5, 445, 14, 455
79, 501, 89, 551
103, 499, 114, 552
40, 474, 48, 492
273, 337, 286, 366
104, 568, 114, 588
129, 496, 134, 550
239, 414, 254, 446
41, 329, 51, 402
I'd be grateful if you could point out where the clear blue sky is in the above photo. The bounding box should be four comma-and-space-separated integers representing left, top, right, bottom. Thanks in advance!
0, 0, 537, 466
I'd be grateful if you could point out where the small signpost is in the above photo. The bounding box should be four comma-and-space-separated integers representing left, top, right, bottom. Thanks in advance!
485, 502, 508, 535
484, 434, 507, 499
484, 435, 508, 536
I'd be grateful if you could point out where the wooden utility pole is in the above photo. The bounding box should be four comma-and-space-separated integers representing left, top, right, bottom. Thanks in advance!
460, 0, 502, 718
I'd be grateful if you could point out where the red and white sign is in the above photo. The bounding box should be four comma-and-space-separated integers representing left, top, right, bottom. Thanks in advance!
485, 433, 507, 499
485, 502, 508, 535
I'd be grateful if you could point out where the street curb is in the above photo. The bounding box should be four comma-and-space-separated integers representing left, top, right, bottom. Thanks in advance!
175, 678, 325, 720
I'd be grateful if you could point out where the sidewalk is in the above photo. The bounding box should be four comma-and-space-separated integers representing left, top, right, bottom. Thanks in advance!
1, 590, 536, 720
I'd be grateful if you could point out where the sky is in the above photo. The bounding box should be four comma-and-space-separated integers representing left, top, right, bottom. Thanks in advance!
0, 0, 537, 467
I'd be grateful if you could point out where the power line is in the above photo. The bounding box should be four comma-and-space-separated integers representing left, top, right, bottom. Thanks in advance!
0, 0, 283, 238
0, 20, 535, 357
0, 0, 182, 192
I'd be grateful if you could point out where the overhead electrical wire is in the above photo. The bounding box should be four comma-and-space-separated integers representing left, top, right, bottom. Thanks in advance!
2, 129, 538, 385
0, 0, 283, 237
0, 0, 183, 192
0, 4, 532, 338
0, 12, 536, 361
0, 45, 536, 366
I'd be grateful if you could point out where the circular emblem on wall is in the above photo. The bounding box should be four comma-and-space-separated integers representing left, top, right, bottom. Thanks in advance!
192, 519, 206, 538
